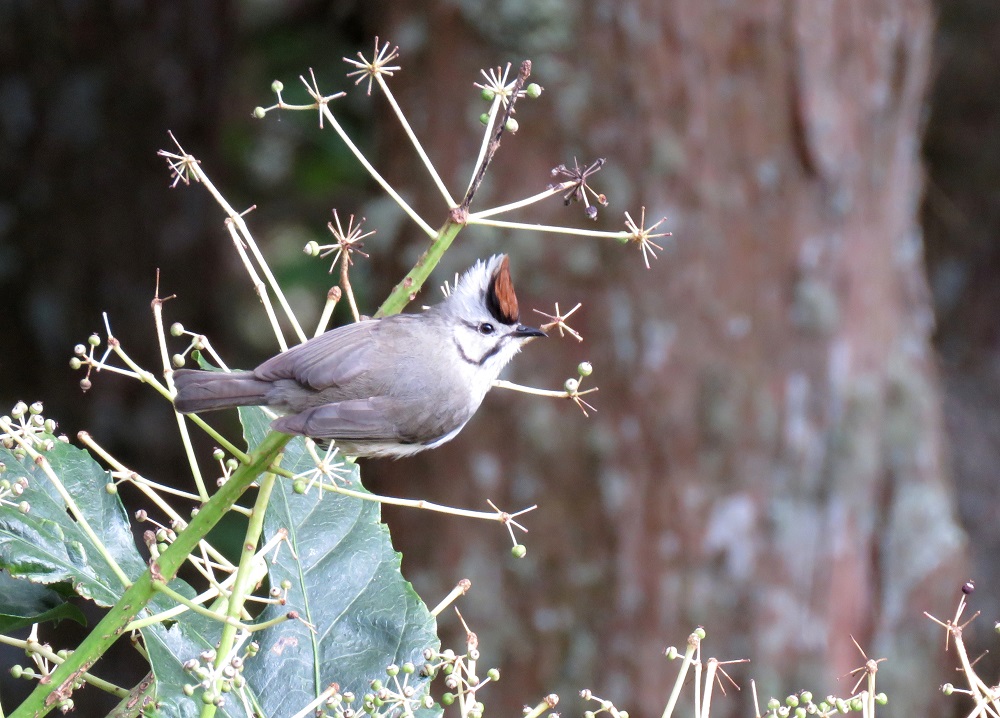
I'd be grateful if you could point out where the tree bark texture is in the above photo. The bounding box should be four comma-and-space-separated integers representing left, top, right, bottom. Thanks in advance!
364, 3, 967, 717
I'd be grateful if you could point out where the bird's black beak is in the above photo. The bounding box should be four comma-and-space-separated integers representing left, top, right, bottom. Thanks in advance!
515, 325, 547, 340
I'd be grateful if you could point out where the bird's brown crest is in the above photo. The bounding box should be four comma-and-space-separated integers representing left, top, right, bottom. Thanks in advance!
486, 255, 520, 325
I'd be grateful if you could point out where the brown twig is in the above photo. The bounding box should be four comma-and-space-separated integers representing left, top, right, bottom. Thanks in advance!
460, 60, 531, 212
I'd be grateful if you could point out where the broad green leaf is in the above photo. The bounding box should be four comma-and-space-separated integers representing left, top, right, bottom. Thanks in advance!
0, 571, 86, 632
0, 439, 217, 712
239, 408, 439, 716
0, 441, 147, 605
143, 612, 252, 718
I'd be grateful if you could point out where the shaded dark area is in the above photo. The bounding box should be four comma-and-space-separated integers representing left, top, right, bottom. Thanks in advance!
921, 0, 1000, 683
0, 1, 996, 716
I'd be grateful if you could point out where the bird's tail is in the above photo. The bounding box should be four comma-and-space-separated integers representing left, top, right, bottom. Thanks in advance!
172, 369, 272, 414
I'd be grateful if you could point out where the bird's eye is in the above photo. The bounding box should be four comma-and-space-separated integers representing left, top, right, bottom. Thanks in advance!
478, 322, 495, 335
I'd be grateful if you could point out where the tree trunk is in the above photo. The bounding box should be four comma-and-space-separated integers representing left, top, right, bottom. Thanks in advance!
364, 3, 964, 717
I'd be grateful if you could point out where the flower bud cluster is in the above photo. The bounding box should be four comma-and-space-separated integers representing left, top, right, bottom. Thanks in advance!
760, 690, 887, 718
1, 401, 64, 456
180, 639, 260, 708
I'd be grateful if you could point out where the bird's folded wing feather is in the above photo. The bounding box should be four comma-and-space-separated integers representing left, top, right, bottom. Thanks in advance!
269, 398, 399, 440
252, 320, 380, 390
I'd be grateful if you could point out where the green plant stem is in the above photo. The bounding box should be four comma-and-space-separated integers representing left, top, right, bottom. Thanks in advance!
374, 217, 465, 318
0, 635, 129, 699
152, 292, 210, 502
9, 431, 291, 718
201, 463, 279, 718
662, 635, 700, 718
150, 581, 245, 630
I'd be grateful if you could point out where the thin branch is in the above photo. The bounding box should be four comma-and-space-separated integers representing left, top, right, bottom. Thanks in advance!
461, 60, 531, 211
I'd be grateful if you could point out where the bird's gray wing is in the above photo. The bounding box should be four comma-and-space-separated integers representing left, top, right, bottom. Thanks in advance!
252, 320, 382, 390
269, 398, 400, 440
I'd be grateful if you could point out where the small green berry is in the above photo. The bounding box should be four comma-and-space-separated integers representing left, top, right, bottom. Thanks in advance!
69, 357, 82, 370
694, 626, 706, 639
525, 83, 542, 98
370, 679, 382, 691
183, 684, 195, 696
304, 240, 320, 256
481, 88, 496, 102
800, 692, 813, 704
577, 361, 593, 377
402, 662, 414, 674
88, 334, 101, 347
564, 377, 579, 393
386, 664, 399, 676
105, 483, 118, 495
505, 118, 519, 133
253, 106, 266, 119
512, 544, 527, 558
271, 80, 284, 93
786, 695, 799, 707
849, 698, 863, 712
768, 698, 781, 711
212, 448, 225, 461
441, 693, 455, 706
170, 322, 184, 336
487, 668, 500, 681
172, 354, 186, 368
665, 646, 678, 660
874, 693, 887, 706
202, 691, 216, 705
479, 113, 490, 126
10, 665, 22, 679
293, 479, 307, 494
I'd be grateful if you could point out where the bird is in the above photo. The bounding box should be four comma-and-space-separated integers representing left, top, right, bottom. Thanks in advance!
172, 255, 545, 458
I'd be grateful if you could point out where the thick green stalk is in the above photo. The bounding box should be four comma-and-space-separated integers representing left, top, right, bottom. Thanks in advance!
374, 216, 465, 318
200, 465, 279, 718
10, 431, 292, 718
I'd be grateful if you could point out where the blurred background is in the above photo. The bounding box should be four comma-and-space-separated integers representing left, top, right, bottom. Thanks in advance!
1, 1, 998, 716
